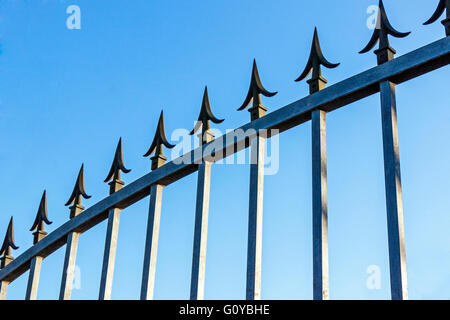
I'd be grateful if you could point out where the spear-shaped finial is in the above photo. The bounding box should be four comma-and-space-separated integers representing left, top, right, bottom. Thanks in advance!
424, 0, 450, 36
143, 110, 175, 170
104, 138, 131, 194
237, 59, 277, 121
359, 0, 411, 65
65, 164, 91, 219
190, 86, 224, 144
30, 190, 53, 244
295, 28, 340, 94
0, 217, 19, 268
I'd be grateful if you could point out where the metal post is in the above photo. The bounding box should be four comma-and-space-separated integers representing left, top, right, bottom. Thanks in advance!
246, 134, 265, 300
99, 137, 130, 300
312, 109, 329, 300
99, 207, 121, 300
59, 231, 80, 300
379, 80, 408, 300
0, 281, 9, 300
190, 161, 212, 300
140, 183, 164, 300
25, 255, 43, 300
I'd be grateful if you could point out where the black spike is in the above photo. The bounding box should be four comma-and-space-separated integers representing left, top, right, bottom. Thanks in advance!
30, 190, 52, 236
359, 0, 411, 64
237, 59, 277, 121
104, 137, 131, 188
424, 0, 450, 36
143, 110, 175, 170
295, 28, 340, 94
65, 164, 91, 218
190, 86, 224, 142
0, 217, 19, 268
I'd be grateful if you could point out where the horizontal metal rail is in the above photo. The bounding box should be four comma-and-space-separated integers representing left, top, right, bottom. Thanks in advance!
0, 36, 449, 284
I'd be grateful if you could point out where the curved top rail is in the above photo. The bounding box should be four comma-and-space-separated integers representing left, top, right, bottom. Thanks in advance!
0, 36, 449, 283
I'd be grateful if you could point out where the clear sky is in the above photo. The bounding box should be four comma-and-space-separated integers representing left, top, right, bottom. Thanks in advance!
0, 0, 449, 300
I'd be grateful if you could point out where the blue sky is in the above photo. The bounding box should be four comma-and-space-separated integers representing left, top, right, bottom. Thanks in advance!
0, 0, 449, 300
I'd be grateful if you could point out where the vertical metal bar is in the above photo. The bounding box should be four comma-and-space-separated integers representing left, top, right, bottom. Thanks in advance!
312, 109, 329, 300
246, 134, 265, 300
379, 80, 408, 300
25, 255, 43, 300
190, 161, 212, 300
0, 281, 9, 300
140, 183, 164, 300
99, 207, 121, 300
59, 231, 80, 300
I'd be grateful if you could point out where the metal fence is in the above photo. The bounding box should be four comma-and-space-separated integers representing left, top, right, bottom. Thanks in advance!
0, 0, 449, 300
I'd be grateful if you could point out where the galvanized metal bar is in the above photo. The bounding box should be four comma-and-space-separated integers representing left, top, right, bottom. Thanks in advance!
59, 231, 80, 300
25, 255, 43, 300
140, 183, 164, 300
98, 207, 121, 300
0, 281, 8, 300
0, 37, 448, 285
311, 109, 329, 300
190, 161, 212, 300
246, 134, 265, 300
379, 80, 408, 300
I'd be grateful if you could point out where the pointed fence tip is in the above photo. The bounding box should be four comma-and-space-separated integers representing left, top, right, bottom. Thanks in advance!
30, 190, 53, 232
190, 86, 224, 136
65, 164, 92, 207
104, 137, 131, 183
295, 28, 339, 88
359, 0, 411, 56
143, 110, 175, 158
0, 216, 19, 256
237, 60, 277, 112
